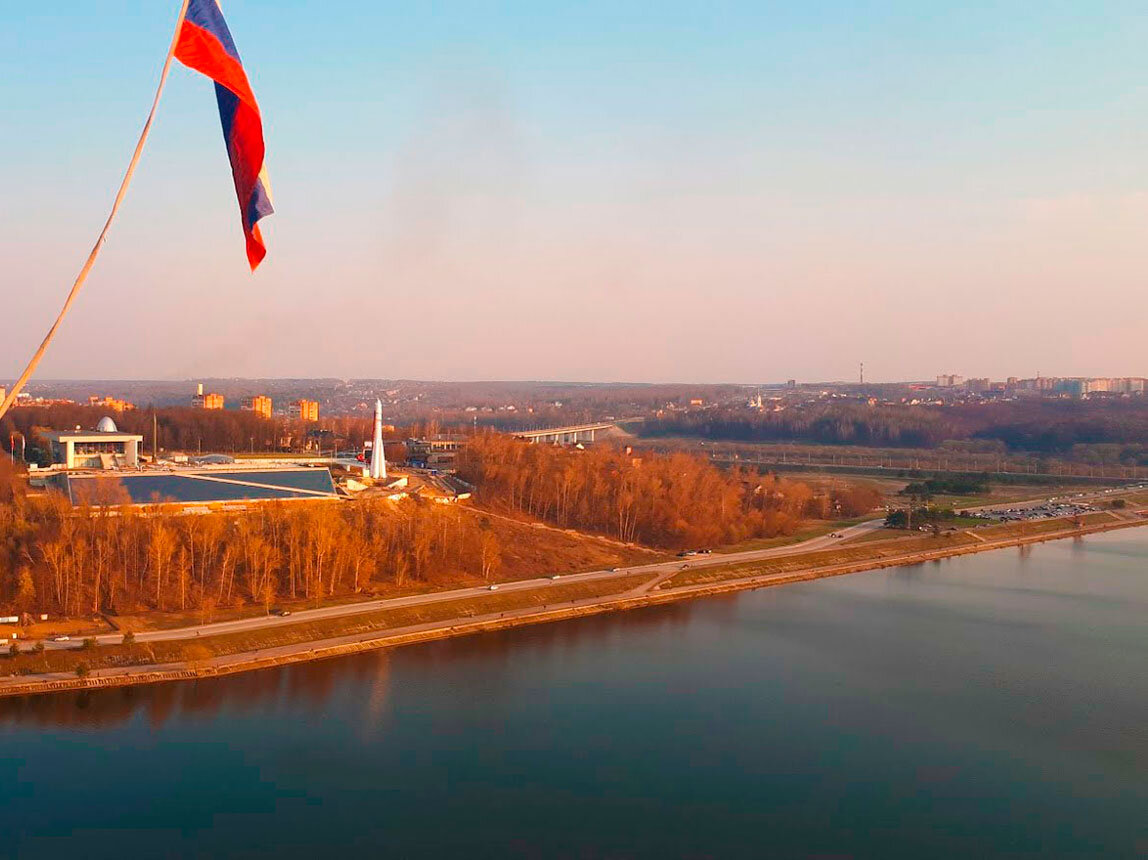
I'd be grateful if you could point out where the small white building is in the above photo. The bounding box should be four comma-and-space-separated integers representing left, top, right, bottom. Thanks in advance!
43, 417, 143, 470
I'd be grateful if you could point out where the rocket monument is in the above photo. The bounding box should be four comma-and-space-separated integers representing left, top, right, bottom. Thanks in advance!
369, 398, 387, 480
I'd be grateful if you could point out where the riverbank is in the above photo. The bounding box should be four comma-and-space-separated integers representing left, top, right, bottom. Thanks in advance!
3, 512, 1146, 699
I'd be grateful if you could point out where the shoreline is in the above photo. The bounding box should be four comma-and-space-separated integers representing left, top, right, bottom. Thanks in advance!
2, 514, 1145, 700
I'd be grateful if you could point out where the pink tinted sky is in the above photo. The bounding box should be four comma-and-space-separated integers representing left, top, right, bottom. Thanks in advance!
3, 1, 1148, 383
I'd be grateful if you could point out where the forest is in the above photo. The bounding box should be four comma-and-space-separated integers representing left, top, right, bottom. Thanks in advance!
641, 399, 1148, 459
0, 440, 883, 618
0, 457, 505, 618
456, 434, 881, 548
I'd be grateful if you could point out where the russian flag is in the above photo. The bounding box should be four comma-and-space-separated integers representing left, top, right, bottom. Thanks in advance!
175, 0, 273, 270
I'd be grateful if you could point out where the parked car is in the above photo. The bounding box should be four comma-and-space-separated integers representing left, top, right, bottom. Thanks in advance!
270, 608, 291, 617
488, 584, 500, 591
51, 635, 70, 642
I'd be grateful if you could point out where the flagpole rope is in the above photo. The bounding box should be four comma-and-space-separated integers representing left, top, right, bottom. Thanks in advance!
0, 0, 192, 424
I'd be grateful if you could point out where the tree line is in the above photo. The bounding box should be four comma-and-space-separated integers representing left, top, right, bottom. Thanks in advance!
456, 435, 881, 549
641, 399, 1148, 459
0, 436, 883, 617
1, 405, 382, 464
0, 460, 502, 617
898, 476, 988, 497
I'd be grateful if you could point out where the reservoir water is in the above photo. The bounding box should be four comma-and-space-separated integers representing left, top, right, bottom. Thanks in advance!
3, 529, 1147, 858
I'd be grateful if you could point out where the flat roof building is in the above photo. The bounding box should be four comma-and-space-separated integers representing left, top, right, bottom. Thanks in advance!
289, 399, 319, 422
88, 395, 134, 412
192, 382, 224, 410
242, 395, 273, 419
407, 435, 466, 469
43, 417, 143, 470
193, 392, 225, 410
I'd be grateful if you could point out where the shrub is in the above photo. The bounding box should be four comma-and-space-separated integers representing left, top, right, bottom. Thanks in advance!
32, 641, 45, 655
8, 643, 19, 657
75, 663, 90, 678
81, 638, 97, 650
122, 631, 136, 646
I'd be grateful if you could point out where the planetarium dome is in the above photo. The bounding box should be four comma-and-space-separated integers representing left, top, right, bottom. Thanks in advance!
96, 416, 118, 433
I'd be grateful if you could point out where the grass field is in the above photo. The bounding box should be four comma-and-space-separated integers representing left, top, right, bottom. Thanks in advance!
716, 517, 872, 554
844, 518, 986, 545
667, 532, 980, 589
3, 617, 114, 641
664, 513, 1121, 590
637, 437, 1133, 486
843, 527, 922, 544
0, 573, 655, 679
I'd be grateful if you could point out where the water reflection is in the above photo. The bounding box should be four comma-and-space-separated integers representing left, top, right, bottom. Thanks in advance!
888, 560, 927, 582
3, 531, 1148, 858
0, 650, 390, 730
5, 533, 1138, 733
0, 599, 698, 730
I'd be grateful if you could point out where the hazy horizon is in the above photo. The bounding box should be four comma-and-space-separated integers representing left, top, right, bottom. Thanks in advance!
5, 1, 1148, 384
4, 372, 1140, 388
13, 369, 1141, 388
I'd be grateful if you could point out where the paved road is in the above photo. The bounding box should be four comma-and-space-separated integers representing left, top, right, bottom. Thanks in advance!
42, 519, 884, 651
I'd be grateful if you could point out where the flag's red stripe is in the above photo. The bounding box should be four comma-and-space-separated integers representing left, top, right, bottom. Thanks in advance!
219, 89, 265, 209
246, 223, 267, 270
183, 0, 242, 62
222, 96, 270, 270
176, 20, 257, 111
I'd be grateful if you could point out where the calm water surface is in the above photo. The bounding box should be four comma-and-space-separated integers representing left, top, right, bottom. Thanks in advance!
3, 530, 1147, 858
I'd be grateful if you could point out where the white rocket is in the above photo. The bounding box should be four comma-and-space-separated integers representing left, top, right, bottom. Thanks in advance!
369, 398, 387, 480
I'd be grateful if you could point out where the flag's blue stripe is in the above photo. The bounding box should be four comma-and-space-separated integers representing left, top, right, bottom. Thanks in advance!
214, 82, 239, 155
247, 178, 274, 231
214, 83, 274, 231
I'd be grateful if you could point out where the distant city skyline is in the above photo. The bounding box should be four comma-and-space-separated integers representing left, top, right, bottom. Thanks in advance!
8, 370, 1148, 391
4, 1, 1148, 383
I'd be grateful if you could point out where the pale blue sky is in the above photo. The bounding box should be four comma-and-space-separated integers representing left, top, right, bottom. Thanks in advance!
3, 1, 1148, 383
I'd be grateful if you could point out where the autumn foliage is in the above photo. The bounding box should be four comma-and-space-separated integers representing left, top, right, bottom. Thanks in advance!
0, 488, 507, 618
457, 435, 880, 549
0, 436, 882, 619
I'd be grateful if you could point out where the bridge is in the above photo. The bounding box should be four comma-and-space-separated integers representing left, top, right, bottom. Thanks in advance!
513, 422, 619, 445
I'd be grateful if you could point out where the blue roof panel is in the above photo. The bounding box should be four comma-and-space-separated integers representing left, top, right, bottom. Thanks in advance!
65, 468, 337, 505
